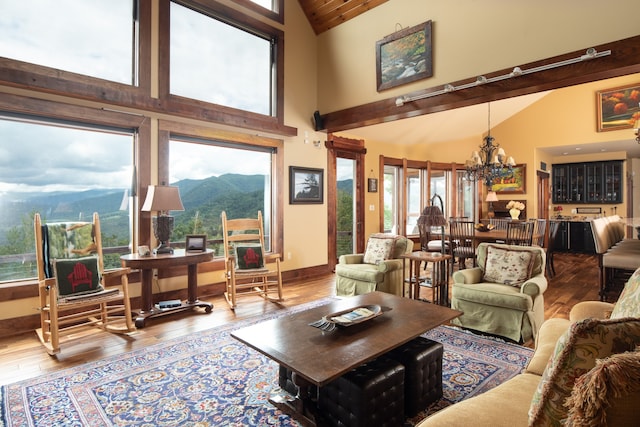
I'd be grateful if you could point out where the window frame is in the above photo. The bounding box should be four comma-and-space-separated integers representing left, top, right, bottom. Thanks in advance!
157, 119, 284, 270
0, 93, 151, 283
160, 0, 285, 125
380, 157, 470, 236
231, 0, 284, 24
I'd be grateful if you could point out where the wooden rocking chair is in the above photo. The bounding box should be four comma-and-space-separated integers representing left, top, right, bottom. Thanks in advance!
221, 211, 283, 309
34, 213, 135, 355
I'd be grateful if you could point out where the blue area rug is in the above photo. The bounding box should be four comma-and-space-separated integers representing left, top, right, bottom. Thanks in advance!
1, 298, 532, 426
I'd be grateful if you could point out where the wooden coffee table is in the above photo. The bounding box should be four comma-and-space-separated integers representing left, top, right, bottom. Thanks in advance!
231, 291, 461, 426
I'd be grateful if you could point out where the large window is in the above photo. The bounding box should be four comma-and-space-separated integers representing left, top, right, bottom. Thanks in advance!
382, 159, 476, 236
170, 1, 275, 115
0, 115, 135, 282
168, 136, 276, 254
0, 0, 137, 85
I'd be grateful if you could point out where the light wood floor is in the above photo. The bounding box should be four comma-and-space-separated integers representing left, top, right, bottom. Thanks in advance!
0, 251, 602, 386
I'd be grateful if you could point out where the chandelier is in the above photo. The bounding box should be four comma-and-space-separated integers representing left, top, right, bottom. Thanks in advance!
465, 103, 516, 189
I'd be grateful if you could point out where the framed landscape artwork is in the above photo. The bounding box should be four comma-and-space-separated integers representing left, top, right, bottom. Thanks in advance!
376, 20, 433, 92
289, 166, 323, 204
596, 82, 640, 132
493, 164, 526, 194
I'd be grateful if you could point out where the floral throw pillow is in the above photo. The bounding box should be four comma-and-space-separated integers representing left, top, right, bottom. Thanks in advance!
482, 245, 535, 286
610, 267, 640, 319
528, 318, 640, 427
363, 235, 396, 265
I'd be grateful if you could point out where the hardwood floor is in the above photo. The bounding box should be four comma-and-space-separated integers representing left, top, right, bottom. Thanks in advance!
0, 251, 602, 386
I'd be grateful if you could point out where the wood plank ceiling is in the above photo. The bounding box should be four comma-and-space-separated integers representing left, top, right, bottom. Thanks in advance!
298, 0, 389, 34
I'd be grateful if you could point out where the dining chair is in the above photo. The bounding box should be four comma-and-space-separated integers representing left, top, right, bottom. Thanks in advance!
506, 220, 535, 246
532, 218, 547, 247
546, 221, 561, 277
449, 220, 476, 270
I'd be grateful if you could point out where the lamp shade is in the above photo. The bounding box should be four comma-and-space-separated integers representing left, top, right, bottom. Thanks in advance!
418, 206, 447, 227
141, 185, 184, 213
485, 191, 498, 202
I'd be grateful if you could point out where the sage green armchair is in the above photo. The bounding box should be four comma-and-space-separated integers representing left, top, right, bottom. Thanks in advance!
451, 242, 547, 343
335, 234, 413, 297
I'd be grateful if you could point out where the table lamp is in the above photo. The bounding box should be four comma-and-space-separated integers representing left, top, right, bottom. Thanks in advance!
486, 190, 498, 219
141, 184, 184, 254
418, 205, 447, 255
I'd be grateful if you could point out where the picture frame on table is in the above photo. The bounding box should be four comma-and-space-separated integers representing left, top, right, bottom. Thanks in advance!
186, 234, 207, 252
375, 20, 433, 92
289, 166, 324, 204
596, 82, 640, 132
493, 164, 526, 194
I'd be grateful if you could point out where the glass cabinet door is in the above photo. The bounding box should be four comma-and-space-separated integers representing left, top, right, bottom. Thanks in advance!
603, 161, 622, 203
552, 165, 568, 203
568, 164, 584, 203
586, 162, 603, 202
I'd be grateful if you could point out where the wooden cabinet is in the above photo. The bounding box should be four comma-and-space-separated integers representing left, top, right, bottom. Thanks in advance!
554, 220, 595, 254
552, 160, 622, 204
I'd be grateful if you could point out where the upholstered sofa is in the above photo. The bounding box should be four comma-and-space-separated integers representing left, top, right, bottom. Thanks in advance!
450, 243, 547, 343
335, 233, 412, 297
417, 266, 640, 427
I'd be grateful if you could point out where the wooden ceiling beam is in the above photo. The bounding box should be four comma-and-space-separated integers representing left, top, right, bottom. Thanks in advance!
319, 35, 640, 132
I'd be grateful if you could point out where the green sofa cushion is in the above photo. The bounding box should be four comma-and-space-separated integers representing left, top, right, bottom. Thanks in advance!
452, 282, 533, 312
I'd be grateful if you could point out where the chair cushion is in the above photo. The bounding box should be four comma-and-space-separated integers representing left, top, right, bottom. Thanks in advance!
54, 256, 104, 299
42, 221, 95, 278
610, 267, 640, 319
363, 234, 396, 264
528, 317, 640, 427
482, 244, 535, 286
234, 243, 265, 270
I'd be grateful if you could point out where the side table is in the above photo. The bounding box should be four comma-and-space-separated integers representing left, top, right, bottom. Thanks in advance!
121, 249, 214, 327
401, 251, 452, 305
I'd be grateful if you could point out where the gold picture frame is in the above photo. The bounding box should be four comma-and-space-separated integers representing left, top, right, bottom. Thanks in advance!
596, 83, 640, 132
493, 164, 526, 195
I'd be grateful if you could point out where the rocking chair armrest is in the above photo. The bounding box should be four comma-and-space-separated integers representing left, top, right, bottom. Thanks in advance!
103, 267, 132, 287
264, 253, 281, 262
103, 267, 131, 280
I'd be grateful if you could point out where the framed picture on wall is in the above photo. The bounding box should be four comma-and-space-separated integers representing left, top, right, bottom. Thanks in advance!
375, 20, 433, 92
493, 164, 526, 194
289, 166, 324, 204
596, 82, 640, 132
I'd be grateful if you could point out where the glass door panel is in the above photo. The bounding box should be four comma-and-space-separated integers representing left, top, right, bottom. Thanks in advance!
336, 158, 355, 257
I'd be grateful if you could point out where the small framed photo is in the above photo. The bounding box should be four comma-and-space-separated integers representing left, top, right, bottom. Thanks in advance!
186, 234, 207, 252
368, 178, 378, 193
289, 166, 324, 204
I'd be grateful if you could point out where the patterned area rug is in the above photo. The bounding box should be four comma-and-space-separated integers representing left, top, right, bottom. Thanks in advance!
1, 298, 532, 426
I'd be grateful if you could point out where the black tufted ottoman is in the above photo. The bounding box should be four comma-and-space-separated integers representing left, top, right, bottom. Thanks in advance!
386, 336, 444, 417
318, 356, 405, 427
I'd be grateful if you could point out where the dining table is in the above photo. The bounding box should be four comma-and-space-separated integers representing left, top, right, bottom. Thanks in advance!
444, 228, 542, 247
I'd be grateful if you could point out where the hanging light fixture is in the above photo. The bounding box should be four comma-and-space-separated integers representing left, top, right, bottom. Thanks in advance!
465, 103, 516, 189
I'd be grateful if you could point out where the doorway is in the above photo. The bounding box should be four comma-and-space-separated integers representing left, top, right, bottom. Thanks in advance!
326, 134, 365, 270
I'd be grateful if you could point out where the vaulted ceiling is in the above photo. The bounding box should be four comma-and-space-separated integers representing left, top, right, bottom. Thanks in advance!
296, 3, 640, 157
297, 0, 388, 34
